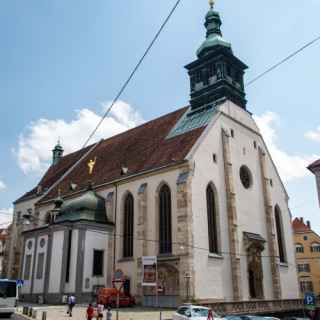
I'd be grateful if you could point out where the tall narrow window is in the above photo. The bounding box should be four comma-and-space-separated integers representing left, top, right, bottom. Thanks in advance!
207, 185, 219, 253
65, 230, 72, 283
123, 193, 134, 258
24, 255, 32, 280
93, 250, 104, 276
36, 253, 45, 280
275, 206, 286, 263
159, 185, 172, 254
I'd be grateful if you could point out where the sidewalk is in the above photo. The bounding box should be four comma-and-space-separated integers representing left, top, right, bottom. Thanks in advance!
17, 306, 174, 320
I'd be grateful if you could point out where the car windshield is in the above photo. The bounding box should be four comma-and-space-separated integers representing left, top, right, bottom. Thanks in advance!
0, 281, 16, 298
192, 308, 209, 317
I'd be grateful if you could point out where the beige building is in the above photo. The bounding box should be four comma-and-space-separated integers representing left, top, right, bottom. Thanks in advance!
8, 4, 299, 306
293, 218, 320, 297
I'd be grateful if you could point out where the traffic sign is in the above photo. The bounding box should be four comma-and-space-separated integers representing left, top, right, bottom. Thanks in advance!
112, 269, 125, 291
16, 279, 24, 288
304, 292, 316, 310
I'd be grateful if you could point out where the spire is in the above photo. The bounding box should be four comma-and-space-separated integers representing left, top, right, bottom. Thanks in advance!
52, 140, 64, 165
185, 2, 248, 110
197, 1, 231, 58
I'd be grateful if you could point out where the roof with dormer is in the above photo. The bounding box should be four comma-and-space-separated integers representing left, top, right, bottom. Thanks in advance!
14, 107, 206, 207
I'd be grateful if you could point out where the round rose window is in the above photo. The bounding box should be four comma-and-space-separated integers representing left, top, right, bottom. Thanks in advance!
240, 165, 252, 189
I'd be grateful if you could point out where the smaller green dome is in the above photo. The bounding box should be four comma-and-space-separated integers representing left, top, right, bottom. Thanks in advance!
56, 190, 107, 224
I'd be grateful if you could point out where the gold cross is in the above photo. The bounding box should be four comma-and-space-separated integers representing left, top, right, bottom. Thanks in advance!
88, 157, 97, 175
209, 0, 215, 9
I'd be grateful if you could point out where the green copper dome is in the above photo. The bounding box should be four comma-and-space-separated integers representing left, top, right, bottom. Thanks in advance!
56, 190, 107, 223
197, 8, 231, 58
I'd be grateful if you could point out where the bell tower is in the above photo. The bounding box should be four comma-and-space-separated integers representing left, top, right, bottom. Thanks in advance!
185, 1, 248, 110
52, 140, 64, 165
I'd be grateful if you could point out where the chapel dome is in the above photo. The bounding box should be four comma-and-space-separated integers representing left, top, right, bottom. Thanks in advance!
55, 190, 107, 224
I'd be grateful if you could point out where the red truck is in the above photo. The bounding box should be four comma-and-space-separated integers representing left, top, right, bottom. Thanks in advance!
97, 288, 135, 308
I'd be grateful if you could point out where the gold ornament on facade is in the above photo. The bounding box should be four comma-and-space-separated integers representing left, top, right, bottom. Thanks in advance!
88, 157, 97, 175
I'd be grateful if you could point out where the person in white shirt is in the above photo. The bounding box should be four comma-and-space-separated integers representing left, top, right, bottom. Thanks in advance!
67, 295, 76, 317
97, 303, 104, 319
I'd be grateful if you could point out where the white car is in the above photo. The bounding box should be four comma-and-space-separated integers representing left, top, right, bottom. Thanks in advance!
173, 305, 220, 320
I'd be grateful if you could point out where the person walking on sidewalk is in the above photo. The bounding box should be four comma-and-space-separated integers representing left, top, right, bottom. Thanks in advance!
67, 294, 76, 317
106, 307, 112, 320
97, 303, 104, 319
86, 303, 95, 320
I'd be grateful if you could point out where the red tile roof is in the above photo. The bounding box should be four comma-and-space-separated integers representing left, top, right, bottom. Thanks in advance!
308, 159, 320, 174
15, 146, 91, 204
33, 107, 205, 205
292, 217, 311, 233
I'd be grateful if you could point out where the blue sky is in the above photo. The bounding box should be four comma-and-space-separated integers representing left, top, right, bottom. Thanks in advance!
0, 0, 320, 231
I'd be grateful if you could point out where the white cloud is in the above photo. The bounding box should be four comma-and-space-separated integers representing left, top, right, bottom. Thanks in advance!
305, 126, 320, 142
15, 101, 144, 175
0, 181, 6, 191
254, 112, 318, 182
0, 207, 13, 227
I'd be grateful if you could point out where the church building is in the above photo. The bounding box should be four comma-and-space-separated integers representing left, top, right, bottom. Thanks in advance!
13, 2, 299, 306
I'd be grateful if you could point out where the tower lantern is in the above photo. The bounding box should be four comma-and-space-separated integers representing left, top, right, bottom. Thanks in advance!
52, 140, 64, 165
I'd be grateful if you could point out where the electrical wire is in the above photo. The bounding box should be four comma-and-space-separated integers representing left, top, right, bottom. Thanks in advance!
20, 215, 299, 264
81, 0, 182, 149
246, 34, 320, 87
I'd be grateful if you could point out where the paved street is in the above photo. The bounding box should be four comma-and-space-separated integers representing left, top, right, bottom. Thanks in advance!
13, 307, 174, 320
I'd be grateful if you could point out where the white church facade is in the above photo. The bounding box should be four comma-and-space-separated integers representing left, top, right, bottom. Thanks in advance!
13, 3, 300, 306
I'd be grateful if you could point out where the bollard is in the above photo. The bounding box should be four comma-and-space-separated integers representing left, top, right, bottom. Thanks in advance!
160, 311, 162, 320
42, 311, 47, 320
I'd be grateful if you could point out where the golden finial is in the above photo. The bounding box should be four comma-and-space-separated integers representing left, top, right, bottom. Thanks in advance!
58, 188, 61, 197
209, 0, 214, 9
88, 157, 97, 175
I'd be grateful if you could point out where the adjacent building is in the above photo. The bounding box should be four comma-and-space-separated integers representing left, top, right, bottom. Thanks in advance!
8, 3, 299, 306
293, 217, 320, 297
0, 227, 9, 277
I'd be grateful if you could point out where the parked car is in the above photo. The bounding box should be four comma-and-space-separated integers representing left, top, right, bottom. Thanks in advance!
173, 305, 220, 320
97, 288, 135, 308
223, 316, 280, 320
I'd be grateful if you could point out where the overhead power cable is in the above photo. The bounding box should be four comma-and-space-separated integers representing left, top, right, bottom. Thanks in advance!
81, 0, 183, 148
246, 34, 320, 87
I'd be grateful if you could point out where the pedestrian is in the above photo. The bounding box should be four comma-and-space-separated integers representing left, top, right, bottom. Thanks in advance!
207, 309, 214, 320
67, 294, 76, 317
106, 307, 112, 320
97, 303, 104, 319
87, 303, 95, 320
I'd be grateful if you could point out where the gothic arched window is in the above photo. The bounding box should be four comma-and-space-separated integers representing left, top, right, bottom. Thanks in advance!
275, 206, 286, 263
207, 184, 219, 254
123, 193, 134, 258
159, 184, 172, 254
